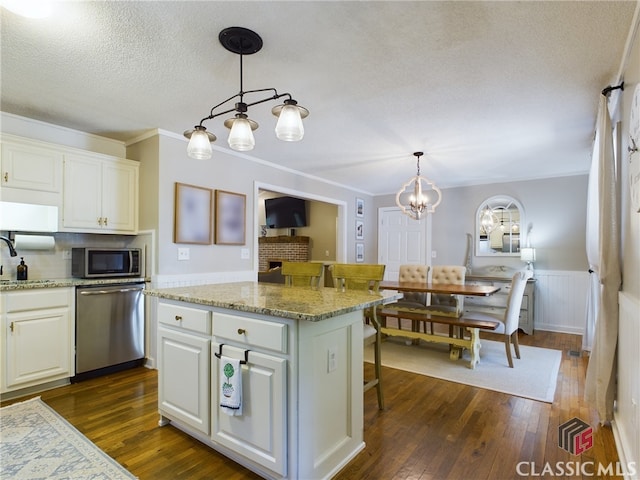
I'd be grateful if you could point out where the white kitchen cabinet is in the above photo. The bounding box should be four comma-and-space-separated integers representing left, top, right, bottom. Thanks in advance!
212, 311, 288, 476
63, 153, 138, 233
157, 302, 211, 435
1, 288, 74, 393
464, 275, 536, 334
0, 135, 63, 207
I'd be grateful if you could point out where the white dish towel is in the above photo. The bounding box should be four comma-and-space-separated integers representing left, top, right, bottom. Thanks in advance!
219, 355, 242, 416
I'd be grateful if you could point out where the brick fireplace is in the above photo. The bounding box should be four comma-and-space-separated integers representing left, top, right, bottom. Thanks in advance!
258, 236, 310, 271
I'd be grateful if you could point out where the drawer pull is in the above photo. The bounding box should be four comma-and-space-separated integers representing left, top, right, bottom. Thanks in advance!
175, 315, 182, 321
237, 328, 246, 335
214, 343, 250, 364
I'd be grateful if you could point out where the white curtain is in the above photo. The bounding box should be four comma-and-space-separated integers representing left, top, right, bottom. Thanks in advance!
583, 123, 601, 352
584, 94, 621, 423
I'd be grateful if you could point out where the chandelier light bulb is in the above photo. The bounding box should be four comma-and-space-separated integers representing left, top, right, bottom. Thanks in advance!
274, 103, 305, 141
227, 116, 256, 151
186, 127, 213, 160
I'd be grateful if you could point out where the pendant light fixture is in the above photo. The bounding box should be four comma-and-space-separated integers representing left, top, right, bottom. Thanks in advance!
184, 27, 309, 160
395, 152, 442, 220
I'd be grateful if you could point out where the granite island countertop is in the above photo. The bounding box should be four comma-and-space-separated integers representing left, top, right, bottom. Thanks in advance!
0, 277, 147, 292
144, 281, 403, 322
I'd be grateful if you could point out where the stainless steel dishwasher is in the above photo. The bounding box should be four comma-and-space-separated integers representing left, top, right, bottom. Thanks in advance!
74, 282, 145, 381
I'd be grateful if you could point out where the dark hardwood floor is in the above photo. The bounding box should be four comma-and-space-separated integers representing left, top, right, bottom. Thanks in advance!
1, 331, 621, 479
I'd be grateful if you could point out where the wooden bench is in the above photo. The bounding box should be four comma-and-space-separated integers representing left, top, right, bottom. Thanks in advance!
377, 307, 500, 369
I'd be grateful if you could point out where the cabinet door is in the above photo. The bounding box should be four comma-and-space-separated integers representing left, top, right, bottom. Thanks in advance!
1, 140, 62, 193
4, 307, 71, 390
101, 160, 138, 233
63, 154, 103, 230
158, 327, 210, 434
211, 343, 287, 476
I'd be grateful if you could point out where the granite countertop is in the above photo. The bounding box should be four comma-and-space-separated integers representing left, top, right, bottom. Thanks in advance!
145, 281, 403, 322
0, 277, 147, 291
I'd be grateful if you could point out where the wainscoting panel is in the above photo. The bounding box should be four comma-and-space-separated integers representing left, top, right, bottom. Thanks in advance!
534, 270, 589, 334
614, 291, 640, 478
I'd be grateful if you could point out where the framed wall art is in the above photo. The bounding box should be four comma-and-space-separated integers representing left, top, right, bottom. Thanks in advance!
356, 220, 364, 240
174, 182, 213, 244
356, 197, 364, 217
215, 189, 246, 245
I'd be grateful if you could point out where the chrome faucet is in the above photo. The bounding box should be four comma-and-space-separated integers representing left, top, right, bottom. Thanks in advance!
0, 236, 17, 257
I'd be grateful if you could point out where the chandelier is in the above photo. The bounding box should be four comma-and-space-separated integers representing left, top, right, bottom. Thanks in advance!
395, 152, 442, 220
184, 27, 309, 160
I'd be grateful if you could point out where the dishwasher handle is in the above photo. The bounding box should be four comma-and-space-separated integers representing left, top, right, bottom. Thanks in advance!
79, 286, 144, 295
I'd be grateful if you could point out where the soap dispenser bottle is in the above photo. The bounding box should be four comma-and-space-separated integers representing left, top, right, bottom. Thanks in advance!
17, 257, 28, 281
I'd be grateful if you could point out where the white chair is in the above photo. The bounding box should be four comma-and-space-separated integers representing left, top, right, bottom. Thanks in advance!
464, 270, 533, 367
421, 265, 466, 335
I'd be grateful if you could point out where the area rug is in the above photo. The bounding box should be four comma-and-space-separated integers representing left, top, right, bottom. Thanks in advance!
0, 396, 136, 479
365, 337, 562, 403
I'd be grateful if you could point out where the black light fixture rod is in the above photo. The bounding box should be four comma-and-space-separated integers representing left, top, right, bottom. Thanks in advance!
601, 82, 624, 97
199, 89, 289, 125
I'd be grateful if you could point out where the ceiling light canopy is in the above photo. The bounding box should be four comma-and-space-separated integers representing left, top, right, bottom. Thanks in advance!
395, 152, 442, 220
184, 27, 309, 159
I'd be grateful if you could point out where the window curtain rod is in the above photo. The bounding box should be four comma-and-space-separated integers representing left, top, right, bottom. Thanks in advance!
601, 82, 624, 97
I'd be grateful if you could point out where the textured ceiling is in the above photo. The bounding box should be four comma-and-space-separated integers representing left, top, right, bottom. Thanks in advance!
1, 1, 636, 195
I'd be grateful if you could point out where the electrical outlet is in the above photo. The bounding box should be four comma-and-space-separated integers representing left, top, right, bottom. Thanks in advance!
432, 250, 437, 258
327, 346, 337, 373
62, 250, 72, 259
177, 247, 190, 260
241, 248, 250, 259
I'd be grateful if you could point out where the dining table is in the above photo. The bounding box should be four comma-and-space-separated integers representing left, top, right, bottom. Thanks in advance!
377, 280, 502, 368
378, 280, 501, 297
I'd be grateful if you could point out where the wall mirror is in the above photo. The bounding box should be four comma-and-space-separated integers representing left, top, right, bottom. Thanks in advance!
475, 195, 524, 256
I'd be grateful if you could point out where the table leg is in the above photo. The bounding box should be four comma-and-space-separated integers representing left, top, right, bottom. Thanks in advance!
467, 327, 481, 369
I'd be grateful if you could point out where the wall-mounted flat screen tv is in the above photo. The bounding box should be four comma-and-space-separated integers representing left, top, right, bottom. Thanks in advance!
265, 196, 308, 228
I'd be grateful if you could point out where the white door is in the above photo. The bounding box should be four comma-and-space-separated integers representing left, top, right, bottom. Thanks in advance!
378, 207, 430, 281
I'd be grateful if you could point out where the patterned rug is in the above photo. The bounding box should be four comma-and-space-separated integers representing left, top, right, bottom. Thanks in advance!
365, 336, 562, 402
0, 396, 136, 479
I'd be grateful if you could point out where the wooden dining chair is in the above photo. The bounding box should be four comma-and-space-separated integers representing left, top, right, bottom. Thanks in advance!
464, 270, 533, 367
421, 265, 467, 335
281, 261, 324, 288
331, 263, 386, 410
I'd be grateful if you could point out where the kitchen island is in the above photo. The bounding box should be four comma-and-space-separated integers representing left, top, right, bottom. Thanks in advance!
144, 282, 401, 480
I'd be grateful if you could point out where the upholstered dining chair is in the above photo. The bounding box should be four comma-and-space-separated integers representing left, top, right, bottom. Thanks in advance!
387, 264, 430, 331
421, 265, 467, 335
331, 263, 386, 410
281, 261, 324, 288
464, 270, 533, 367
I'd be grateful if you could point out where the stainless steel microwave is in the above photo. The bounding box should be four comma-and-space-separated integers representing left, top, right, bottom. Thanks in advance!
72, 248, 142, 278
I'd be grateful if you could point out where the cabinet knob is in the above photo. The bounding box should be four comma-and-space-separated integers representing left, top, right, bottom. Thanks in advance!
237, 328, 246, 335
97, 217, 103, 226
175, 315, 182, 321
103, 217, 108, 226
10, 321, 14, 332
3, 172, 7, 182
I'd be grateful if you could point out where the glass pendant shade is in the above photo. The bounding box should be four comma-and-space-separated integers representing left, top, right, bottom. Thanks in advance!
227, 116, 256, 151
274, 104, 305, 141
187, 128, 213, 160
